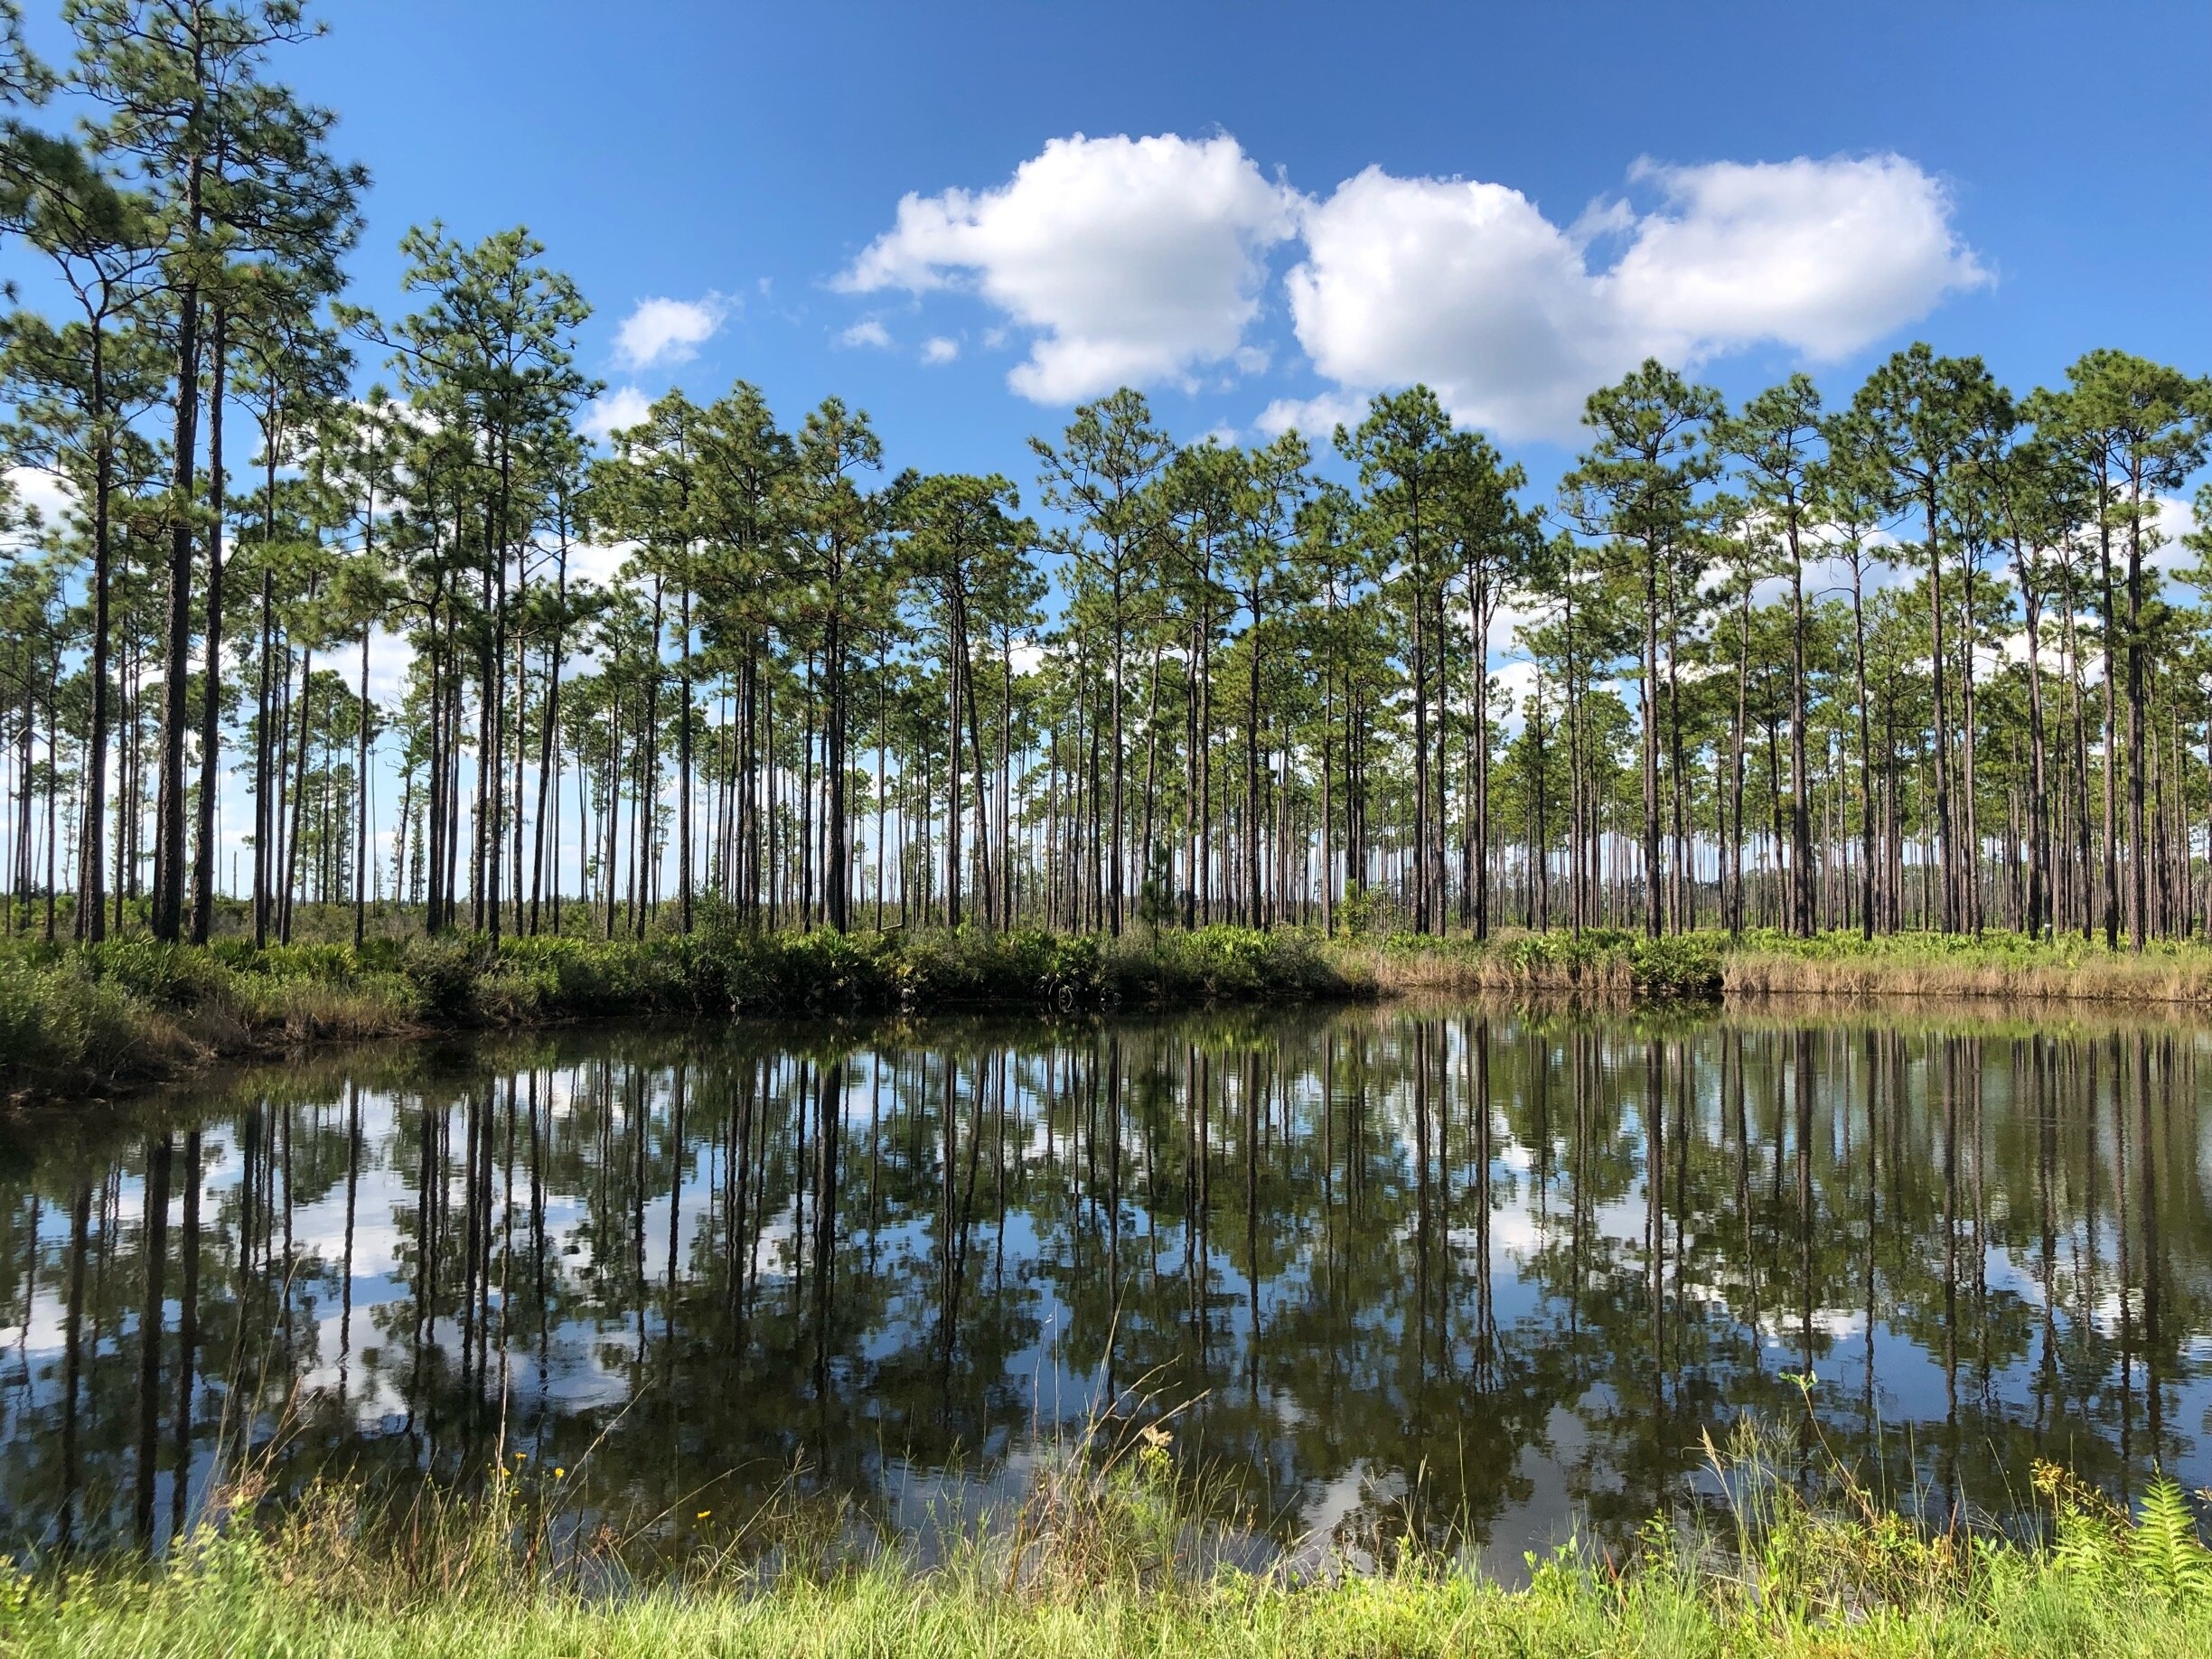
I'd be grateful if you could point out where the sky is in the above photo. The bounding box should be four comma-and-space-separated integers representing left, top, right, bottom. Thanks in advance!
22, 0, 2209, 494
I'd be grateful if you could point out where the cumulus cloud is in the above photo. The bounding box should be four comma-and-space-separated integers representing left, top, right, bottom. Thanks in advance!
846, 136, 1981, 436
363, 624, 417, 707
1251, 389, 1368, 440
839, 132, 1299, 402
581, 384, 651, 441
920, 334, 960, 365
1287, 170, 1608, 439
1604, 155, 1985, 360
1488, 657, 1544, 736
840, 317, 893, 350
613, 294, 730, 370
1289, 153, 1984, 440
2149, 493, 2200, 571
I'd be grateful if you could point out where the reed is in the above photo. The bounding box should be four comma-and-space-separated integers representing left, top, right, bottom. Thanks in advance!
1720, 928, 2212, 1004
1350, 926, 2212, 1008
1329, 927, 1722, 1000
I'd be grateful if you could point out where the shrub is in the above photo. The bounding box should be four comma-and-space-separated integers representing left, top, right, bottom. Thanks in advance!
1627, 934, 1723, 1000
0, 956, 192, 1090
83, 936, 236, 1009
398, 937, 486, 1022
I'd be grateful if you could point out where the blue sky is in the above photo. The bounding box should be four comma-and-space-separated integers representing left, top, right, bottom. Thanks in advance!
24, 0, 2204, 493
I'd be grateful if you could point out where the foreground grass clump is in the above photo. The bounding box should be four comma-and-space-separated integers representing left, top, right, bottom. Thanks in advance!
8, 1425, 2212, 1658
0, 923, 1368, 1100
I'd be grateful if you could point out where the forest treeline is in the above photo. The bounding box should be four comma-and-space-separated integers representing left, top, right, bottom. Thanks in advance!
0, 4, 2207, 959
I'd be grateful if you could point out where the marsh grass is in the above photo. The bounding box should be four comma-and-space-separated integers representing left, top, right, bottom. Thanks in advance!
1721, 927, 2212, 1002
1342, 925, 2212, 1008
1336, 926, 1725, 1000
9, 1408, 2212, 1657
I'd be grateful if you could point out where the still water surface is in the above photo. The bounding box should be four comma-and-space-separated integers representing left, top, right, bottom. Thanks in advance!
5, 1003, 2209, 1567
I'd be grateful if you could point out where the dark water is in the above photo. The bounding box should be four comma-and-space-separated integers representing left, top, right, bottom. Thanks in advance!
5, 1003, 2210, 1570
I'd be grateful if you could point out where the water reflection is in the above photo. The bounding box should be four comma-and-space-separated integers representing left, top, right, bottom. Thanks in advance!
3, 1005, 2209, 1567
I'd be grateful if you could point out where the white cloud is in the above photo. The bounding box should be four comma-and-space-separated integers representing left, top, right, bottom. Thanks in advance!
1602, 155, 1985, 361
364, 624, 416, 706
581, 385, 651, 441
1252, 390, 1369, 439
2150, 493, 2197, 569
920, 334, 960, 365
839, 132, 1299, 402
1288, 152, 1982, 440
1288, 169, 1610, 439
4, 465, 77, 540
613, 295, 729, 370
567, 540, 636, 587
841, 317, 893, 350
844, 136, 1979, 438
1489, 657, 1542, 736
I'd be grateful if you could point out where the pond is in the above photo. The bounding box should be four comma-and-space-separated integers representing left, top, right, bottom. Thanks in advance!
3, 1002, 2207, 1571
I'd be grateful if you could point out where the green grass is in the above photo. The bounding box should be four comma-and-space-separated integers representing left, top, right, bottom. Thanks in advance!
6, 1429, 2211, 1658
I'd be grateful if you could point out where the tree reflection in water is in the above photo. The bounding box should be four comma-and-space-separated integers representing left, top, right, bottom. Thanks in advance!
1, 1005, 2207, 1569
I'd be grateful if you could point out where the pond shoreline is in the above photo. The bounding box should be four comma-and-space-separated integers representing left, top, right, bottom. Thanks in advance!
0, 926, 1371, 1106
1369, 926, 2212, 1008
14, 925, 2212, 1106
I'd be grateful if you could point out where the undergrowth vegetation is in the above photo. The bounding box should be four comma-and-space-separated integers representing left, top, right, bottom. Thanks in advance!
1349, 924, 2212, 1006
0, 923, 1368, 1100
1355, 925, 1728, 999
1721, 926, 2212, 1001
6, 1416, 2212, 1657
14, 919, 2212, 1103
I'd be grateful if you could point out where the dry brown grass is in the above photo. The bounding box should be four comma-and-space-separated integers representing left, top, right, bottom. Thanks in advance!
1345, 946, 1637, 997
1722, 949, 2212, 1005
1332, 928, 2212, 1009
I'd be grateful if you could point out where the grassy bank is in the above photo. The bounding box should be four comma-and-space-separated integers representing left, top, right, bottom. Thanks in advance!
7, 1435, 2211, 1657
16, 920, 2212, 1104
1721, 926, 2212, 1002
1352, 924, 2212, 1008
0, 923, 1368, 1101
1350, 926, 1731, 999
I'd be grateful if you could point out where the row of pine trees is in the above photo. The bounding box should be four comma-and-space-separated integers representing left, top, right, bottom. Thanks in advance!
0, 5, 2207, 951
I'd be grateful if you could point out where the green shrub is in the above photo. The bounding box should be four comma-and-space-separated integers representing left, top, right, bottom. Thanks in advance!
399, 937, 486, 1021
0, 923, 1373, 1100
0, 956, 188, 1089
82, 936, 236, 1009
1627, 934, 1723, 999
